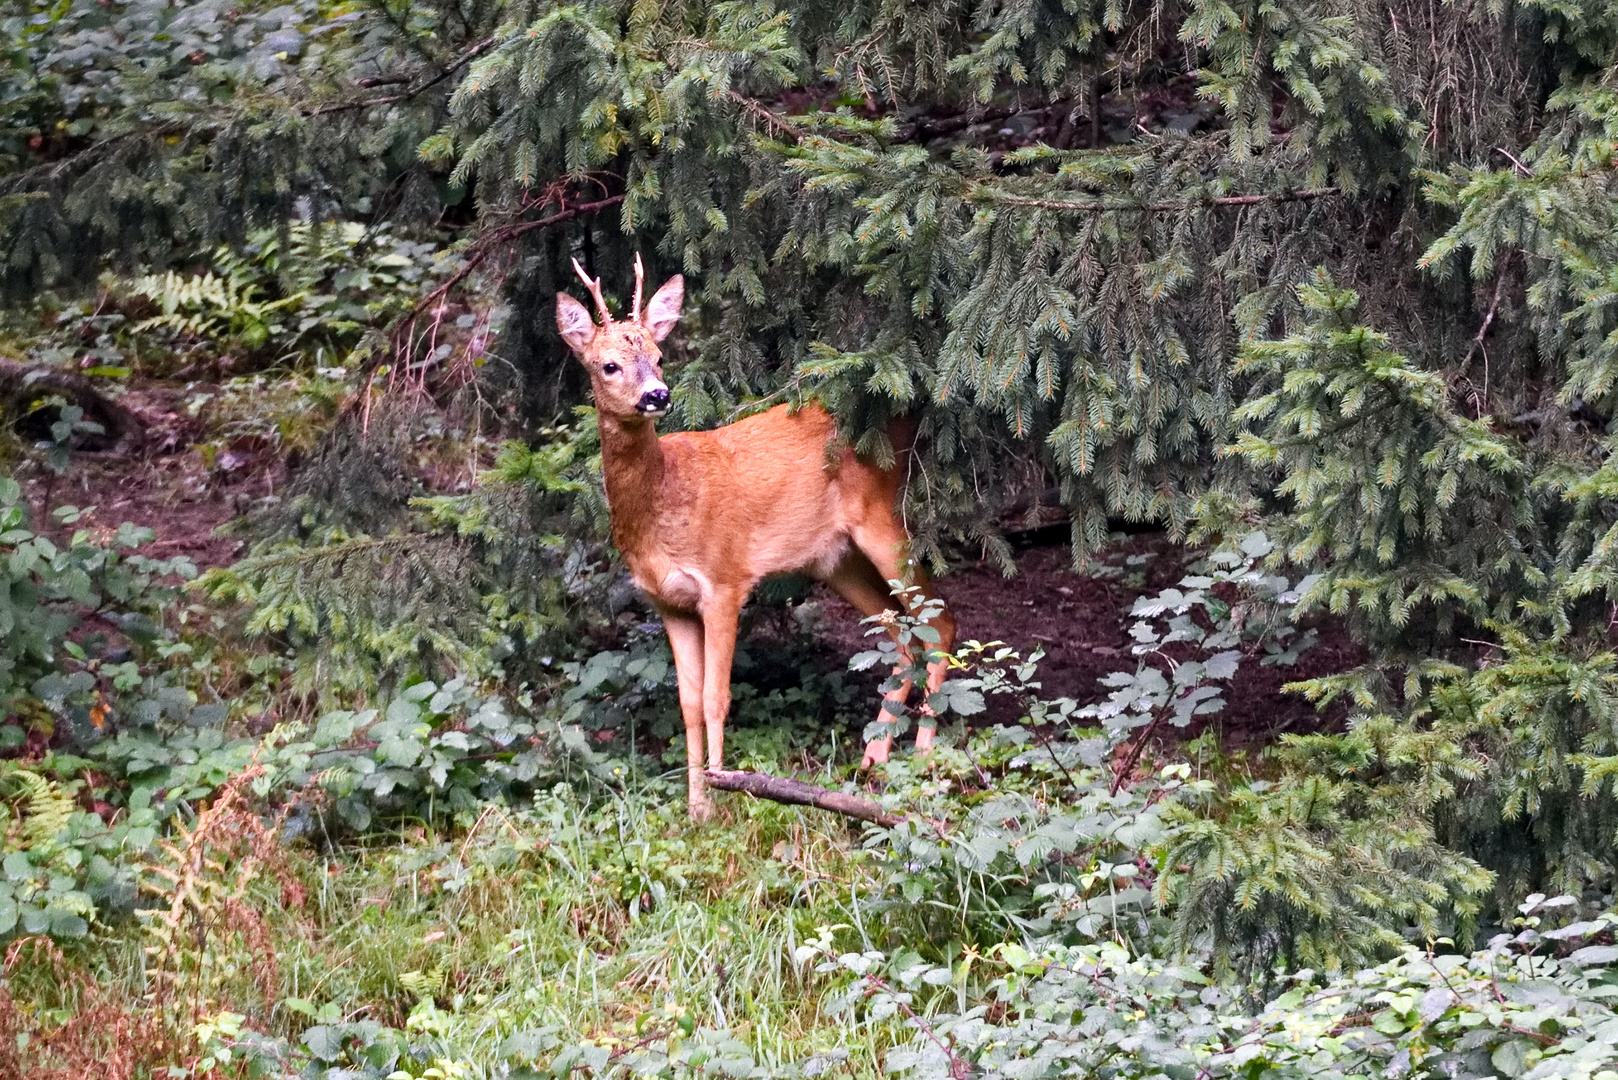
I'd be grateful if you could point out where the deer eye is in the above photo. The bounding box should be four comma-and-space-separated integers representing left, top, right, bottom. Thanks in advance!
601, 362, 620, 375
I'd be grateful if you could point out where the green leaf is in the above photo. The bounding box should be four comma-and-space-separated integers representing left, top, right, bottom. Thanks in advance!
48, 909, 88, 938
2, 852, 31, 882
1491, 1039, 1531, 1078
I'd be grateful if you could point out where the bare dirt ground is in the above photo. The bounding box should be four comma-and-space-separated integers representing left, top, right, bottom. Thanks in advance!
19, 382, 280, 568
812, 536, 1363, 748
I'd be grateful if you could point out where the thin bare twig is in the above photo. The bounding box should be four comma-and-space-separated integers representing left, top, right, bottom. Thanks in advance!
857, 974, 974, 1080
1494, 146, 1534, 177
724, 90, 805, 139
1462, 267, 1507, 412
1110, 715, 1163, 796
397, 195, 627, 325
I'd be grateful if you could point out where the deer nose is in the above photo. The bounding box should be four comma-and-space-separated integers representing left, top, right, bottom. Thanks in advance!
638, 387, 671, 414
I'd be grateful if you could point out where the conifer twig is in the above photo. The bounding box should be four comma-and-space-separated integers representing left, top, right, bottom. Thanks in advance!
724, 91, 804, 139
306, 36, 498, 117
6, 36, 493, 189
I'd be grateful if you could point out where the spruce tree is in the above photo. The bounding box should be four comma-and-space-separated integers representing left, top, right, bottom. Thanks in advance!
12, 0, 1618, 908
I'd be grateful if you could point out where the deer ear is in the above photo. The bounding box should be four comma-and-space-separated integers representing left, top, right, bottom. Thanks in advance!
643, 275, 684, 342
556, 292, 597, 354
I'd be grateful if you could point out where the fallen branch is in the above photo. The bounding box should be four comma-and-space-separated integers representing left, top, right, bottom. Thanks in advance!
704, 769, 902, 827
0, 358, 142, 447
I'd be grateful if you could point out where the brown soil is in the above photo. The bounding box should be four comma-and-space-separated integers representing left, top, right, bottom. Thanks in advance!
811, 536, 1363, 748
18, 381, 278, 569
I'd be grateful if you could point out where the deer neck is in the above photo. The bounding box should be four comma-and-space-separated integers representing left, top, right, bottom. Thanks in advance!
597, 413, 668, 557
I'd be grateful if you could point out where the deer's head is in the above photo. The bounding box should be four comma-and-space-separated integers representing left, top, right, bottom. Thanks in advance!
556, 255, 684, 421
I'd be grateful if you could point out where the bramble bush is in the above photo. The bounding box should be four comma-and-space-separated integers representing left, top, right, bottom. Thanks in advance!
803, 897, 1618, 1080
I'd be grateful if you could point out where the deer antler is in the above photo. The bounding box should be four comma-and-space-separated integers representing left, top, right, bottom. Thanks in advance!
571, 257, 612, 325
631, 253, 645, 323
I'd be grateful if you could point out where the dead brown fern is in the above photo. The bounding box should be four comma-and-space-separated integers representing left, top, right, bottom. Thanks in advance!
0, 767, 309, 1078
0, 936, 175, 1080
140, 765, 305, 1027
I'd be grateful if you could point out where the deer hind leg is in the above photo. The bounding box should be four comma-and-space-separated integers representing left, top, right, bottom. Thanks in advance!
662, 610, 713, 821
849, 519, 956, 762
825, 551, 915, 768
699, 590, 744, 776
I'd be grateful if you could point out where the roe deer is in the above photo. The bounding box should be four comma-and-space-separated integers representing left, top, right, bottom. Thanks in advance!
556, 256, 956, 821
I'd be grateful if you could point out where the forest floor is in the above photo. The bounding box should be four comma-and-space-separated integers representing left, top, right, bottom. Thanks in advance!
816, 538, 1361, 748
20, 380, 282, 569
7, 364, 1371, 1080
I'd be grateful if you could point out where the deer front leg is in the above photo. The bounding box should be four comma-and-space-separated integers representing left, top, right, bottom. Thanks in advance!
662, 610, 712, 821
699, 592, 744, 777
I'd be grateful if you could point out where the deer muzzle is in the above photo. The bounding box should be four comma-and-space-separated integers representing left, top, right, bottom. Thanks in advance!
637, 387, 671, 415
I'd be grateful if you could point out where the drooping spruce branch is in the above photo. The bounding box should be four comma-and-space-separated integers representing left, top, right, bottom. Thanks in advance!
970, 186, 1341, 213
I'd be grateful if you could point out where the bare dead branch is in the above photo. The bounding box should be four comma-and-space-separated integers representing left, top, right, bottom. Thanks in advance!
305, 36, 497, 117
704, 769, 902, 827
724, 90, 806, 140
0, 358, 143, 447
398, 195, 627, 325
979, 187, 1340, 213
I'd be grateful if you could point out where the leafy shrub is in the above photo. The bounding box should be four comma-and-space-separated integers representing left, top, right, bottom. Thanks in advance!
852, 535, 1488, 982
0, 762, 156, 940
803, 898, 1618, 1080
0, 470, 201, 751
269, 677, 607, 833
1077, 531, 1317, 742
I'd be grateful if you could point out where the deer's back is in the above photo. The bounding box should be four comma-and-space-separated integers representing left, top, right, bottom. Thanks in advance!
653, 403, 903, 590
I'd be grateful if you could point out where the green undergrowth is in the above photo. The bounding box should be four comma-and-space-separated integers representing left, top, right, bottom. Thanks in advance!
11, 758, 1618, 1080
8, 777, 904, 1079
277, 793, 880, 1074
